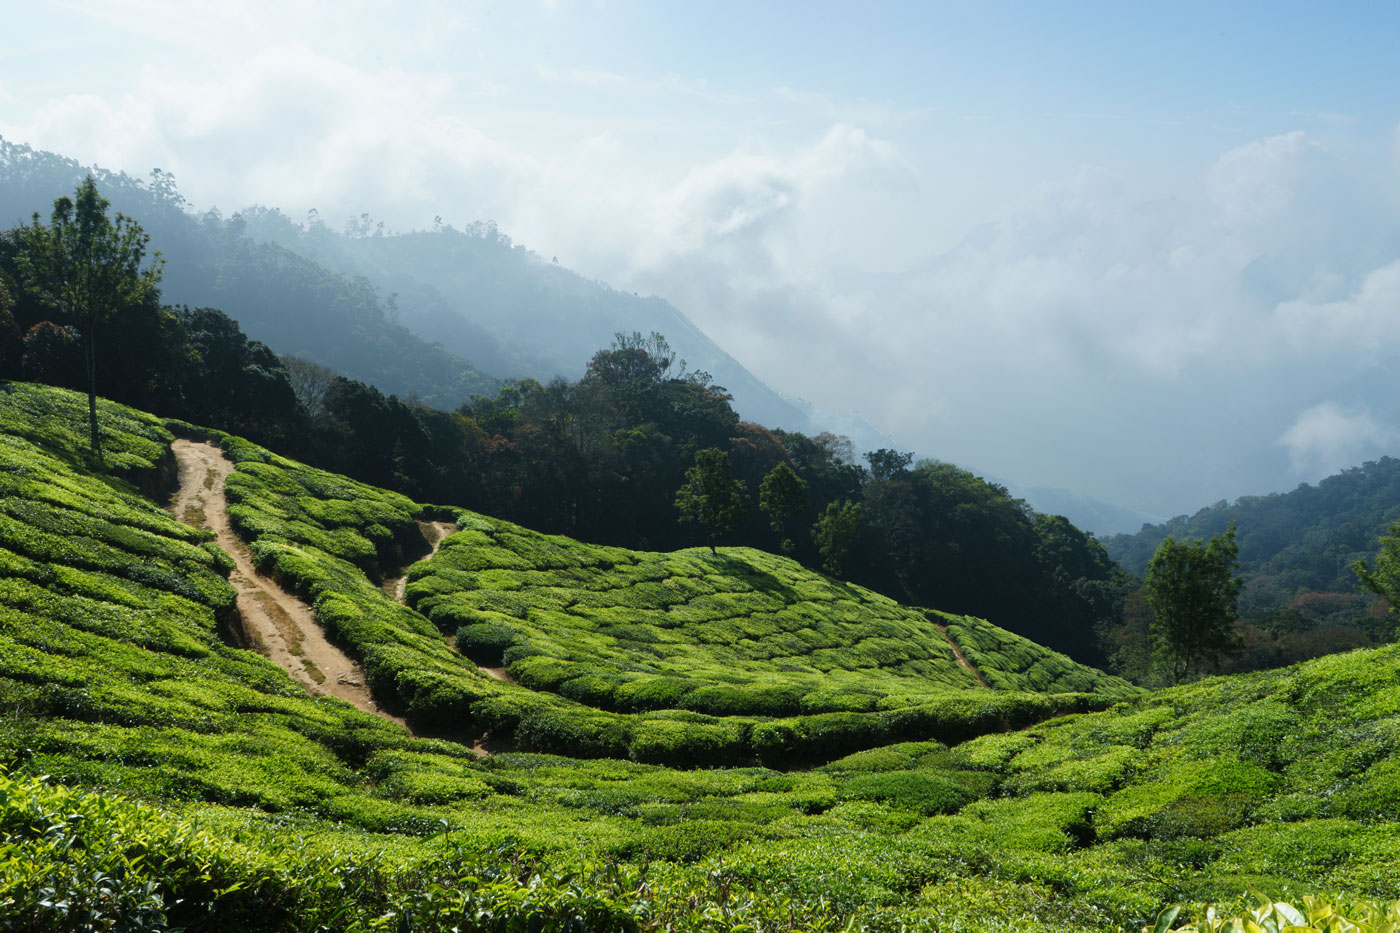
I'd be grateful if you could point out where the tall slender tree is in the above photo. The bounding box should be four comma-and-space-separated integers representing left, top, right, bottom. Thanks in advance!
17, 176, 162, 462
759, 461, 807, 556
812, 500, 862, 577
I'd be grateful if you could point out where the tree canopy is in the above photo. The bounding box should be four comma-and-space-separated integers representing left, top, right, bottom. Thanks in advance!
759, 461, 807, 555
15, 176, 162, 460
1145, 523, 1242, 683
675, 448, 747, 554
813, 500, 862, 577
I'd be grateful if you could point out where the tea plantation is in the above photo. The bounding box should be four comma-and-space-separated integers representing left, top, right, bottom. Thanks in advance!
214, 415, 1131, 765
3, 382, 1400, 931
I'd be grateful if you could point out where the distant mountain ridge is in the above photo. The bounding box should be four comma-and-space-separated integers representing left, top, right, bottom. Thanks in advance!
1007, 484, 1164, 538
1103, 455, 1400, 590
233, 207, 835, 435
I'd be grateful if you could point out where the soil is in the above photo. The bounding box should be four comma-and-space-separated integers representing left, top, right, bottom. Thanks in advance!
387, 521, 459, 603
480, 666, 516, 684
934, 622, 991, 689
168, 440, 410, 730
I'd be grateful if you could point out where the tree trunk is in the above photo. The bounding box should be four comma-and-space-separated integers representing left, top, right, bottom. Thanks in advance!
83, 321, 102, 465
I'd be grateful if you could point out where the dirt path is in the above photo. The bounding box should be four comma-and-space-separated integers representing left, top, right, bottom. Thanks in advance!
387, 521, 458, 603
934, 622, 991, 689
385, 521, 520, 690
168, 440, 409, 730
479, 666, 516, 684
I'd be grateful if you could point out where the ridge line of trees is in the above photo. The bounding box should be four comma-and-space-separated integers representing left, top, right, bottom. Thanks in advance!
2, 178, 1147, 667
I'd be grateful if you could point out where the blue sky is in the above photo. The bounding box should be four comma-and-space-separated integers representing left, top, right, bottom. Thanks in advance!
4, 1, 1400, 518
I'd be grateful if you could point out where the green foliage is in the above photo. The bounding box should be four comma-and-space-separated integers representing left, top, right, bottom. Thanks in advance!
1352, 517, 1400, 636
1106, 458, 1400, 676
10, 382, 1400, 931
1146, 524, 1243, 682
1151, 895, 1400, 932
674, 447, 747, 554
406, 495, 1131, 764
759, 461, 807, 555
812, 499, 861, 576
943, 612, 1137, 697
14, 176, 163, 460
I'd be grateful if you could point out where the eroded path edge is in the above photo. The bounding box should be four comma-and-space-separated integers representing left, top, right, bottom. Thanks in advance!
169, 439, 409, 729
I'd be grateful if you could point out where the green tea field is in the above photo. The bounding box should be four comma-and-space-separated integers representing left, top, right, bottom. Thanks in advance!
3, 383, 1399, 932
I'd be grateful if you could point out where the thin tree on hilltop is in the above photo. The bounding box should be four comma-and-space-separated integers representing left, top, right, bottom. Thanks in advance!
17, 176, 163, 463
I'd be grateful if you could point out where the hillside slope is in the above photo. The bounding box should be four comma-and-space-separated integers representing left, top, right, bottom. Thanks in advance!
210, 396, 1130, 764
4, 383, 1400, 930
407, 521, 1135, 718
0, 138, 496, 408
1, 383, 1125, 766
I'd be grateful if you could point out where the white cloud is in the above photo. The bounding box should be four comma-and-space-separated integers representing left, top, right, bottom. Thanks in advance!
1273, 259, 1400, 357
1207, 130, 1317, 231
1279, 403, 1395, 477
5, 12, 1400, 516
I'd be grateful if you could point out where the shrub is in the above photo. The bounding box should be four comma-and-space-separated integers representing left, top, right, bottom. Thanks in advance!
618, 820, 755, 863
628, 719, 748, 767
455, 621, 521, 667
845, 771, 971, 815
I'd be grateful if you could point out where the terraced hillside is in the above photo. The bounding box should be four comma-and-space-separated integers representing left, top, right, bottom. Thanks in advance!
405, 523, 1134, 719
6, 382, 1400, 931
209, 413, 1132, 765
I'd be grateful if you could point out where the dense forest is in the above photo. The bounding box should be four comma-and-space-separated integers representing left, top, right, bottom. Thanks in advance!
1102, 467, 1399, 678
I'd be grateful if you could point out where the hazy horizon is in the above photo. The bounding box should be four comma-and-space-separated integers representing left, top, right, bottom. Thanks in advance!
5, 1, 1400, 518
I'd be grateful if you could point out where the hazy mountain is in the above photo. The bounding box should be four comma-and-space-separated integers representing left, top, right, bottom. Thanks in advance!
1008, 485, 1164, 538
0, 138, 496, 408
0, 139, 926, 467
233, 208, 839, 434
223, 209, 1171, 536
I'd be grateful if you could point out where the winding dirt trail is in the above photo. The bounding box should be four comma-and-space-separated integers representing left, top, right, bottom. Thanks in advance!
169, 440, 409, 729
387, 521, 458, 603
934, 622, 991, 689
385, 522, 520, 689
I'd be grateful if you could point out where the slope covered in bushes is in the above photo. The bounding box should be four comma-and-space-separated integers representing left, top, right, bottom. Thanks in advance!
207, 408, 1132, 765
6, 382, 1400, 931
405, 519, 1136, 717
